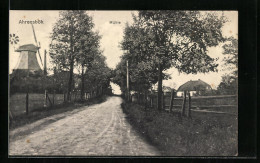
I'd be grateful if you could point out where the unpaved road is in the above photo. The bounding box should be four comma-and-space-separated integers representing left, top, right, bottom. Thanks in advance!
9, 96, 160, 156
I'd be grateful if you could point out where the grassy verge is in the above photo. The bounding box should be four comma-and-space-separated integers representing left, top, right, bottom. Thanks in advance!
9, 95, 108, 130
122, 102, 237, 156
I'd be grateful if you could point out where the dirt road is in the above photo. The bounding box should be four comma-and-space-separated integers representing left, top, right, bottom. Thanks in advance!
9, 96, 160, 156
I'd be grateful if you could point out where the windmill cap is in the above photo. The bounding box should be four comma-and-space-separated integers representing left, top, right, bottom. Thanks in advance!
15, 44, 40, 52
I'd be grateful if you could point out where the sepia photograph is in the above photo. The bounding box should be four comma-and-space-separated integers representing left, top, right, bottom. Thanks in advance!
9, 10, 238, 156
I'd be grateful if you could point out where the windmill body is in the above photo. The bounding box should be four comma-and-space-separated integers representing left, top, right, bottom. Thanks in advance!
13, 44, 43, 74
10, 44, 46, 95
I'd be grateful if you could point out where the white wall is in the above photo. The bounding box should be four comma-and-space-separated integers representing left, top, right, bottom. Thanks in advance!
177, 91, 197, 97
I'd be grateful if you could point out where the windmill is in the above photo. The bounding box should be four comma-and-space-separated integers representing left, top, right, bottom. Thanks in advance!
12, 24, 47, 75
11, 24, 48, 115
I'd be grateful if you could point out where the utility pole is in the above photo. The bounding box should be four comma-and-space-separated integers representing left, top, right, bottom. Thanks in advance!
126, 60, 130, 101
26, 68, 29, 115
44, 50, 47, 75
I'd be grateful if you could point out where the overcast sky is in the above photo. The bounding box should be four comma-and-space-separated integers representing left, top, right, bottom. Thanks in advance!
9, 10, 238, 93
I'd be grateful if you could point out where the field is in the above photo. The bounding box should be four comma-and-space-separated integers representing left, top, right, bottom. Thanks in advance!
122, 102, 238, 156
9, 94, 107, 130
9, 93, 66, 117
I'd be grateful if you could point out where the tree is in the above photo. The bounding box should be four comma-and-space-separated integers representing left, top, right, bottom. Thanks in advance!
50, 10, 94, 101
116, 24, 170, 98
218, 36, 238, 95
217, 74, 237, 95
83, 52, 112, 96
121, 11, 226, 110
222, 36, 238, 77
75, 31, 101, 100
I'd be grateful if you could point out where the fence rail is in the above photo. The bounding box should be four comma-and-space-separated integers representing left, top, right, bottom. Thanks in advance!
9, 87, 105, 118
130, 93, 238, 116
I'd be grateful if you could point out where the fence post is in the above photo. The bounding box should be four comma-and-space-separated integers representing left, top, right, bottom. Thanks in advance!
150, 96, 153, 108
44, 90, 47, 107
162, 92, 165, 110
26, 92, 29, 115
188, 92, 191, 118
169, 90, 175, 113
144, 91, 147, 107
64, 93, 66, 103
53, 90, 55, 106
74, 91, 77, 102
46, 92, 53, 106
181, 91, 187, 116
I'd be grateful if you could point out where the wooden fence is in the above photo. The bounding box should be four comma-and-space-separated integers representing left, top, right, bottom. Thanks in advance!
130, 91, 237, 116
9, 87, 104, 118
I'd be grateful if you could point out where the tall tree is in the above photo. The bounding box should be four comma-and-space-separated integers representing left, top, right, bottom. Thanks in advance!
222, 36, 238, 78
117, 24, 164, 96
75, 31, 101, 100
50, 10, 94, 101
84, 52, 112, 96
122, 11, 227, 110
218, 36, 238, 95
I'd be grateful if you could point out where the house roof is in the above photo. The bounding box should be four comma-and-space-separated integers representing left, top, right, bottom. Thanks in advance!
15, 44, 39, 52
177, 79, 211, 91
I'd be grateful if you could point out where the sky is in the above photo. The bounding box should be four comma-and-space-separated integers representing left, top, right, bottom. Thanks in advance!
9, 10, 238, 94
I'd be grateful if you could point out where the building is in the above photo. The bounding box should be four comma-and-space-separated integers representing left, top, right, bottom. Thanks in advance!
151, 84, 176, 96
13, 44, 43, 74
177, 79, 212, 97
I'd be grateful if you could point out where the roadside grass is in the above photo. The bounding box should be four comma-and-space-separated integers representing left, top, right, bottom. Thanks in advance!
9, 95, 108, 130
122, 102, 238, 156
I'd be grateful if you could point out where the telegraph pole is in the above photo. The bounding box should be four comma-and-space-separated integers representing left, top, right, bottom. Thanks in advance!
26, 68, 29, 115
44, 50, 47, 75
126, 60, 130, 101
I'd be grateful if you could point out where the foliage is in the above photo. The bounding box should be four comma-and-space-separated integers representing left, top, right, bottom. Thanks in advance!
135, 11, 226, 73
218, 37, 238, 95
217, 74, 238, 95
50, 11, 111, 99
222, 36, 238, 77
50, 10, 94, 71
50, 11, 95, 100
116, 11, 227, 108
83, 53, 112, 92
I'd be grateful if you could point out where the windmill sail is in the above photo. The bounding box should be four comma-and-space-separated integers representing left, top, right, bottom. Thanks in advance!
31, 24, 43, 67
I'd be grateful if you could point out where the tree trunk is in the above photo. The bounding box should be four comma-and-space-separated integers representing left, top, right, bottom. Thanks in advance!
67, 59, 74, 102
81, 65, 85, 100
157, 63, 163, 110
169, 90, 175, 113
67, 21, 74, 102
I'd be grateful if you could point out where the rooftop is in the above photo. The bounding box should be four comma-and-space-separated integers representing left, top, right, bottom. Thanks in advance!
15, 44, 40, 52
177, 79, 211, 91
